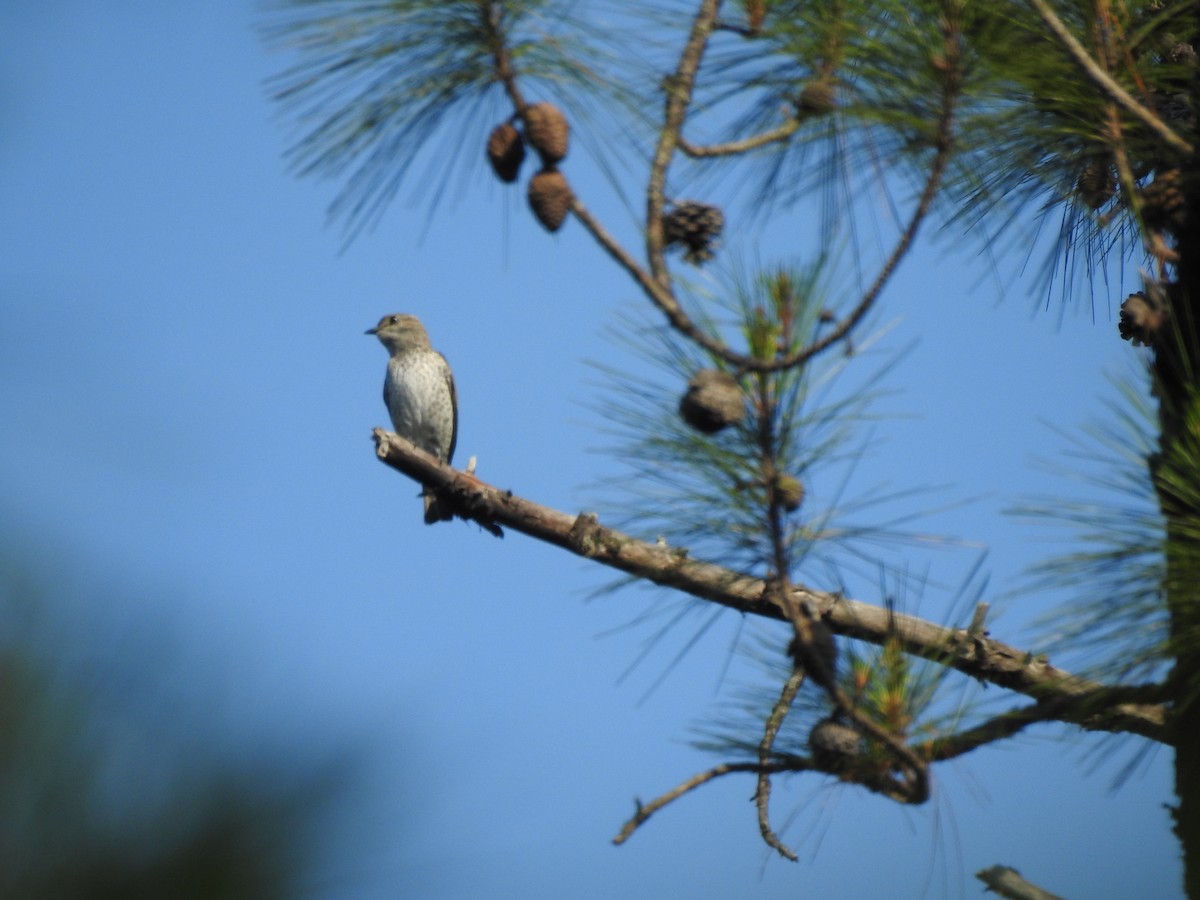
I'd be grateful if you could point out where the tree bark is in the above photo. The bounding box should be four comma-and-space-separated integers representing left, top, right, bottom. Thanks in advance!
1163, 105, 1200, 900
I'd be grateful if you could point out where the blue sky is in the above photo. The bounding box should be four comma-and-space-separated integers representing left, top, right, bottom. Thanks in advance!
0, 2, 1181, 898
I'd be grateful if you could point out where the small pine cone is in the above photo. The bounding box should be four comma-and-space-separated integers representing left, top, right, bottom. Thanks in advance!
527, 168, 573, 232
1141, 169, 1186, 232
679, 369, 744, 433
797, 80, 837, 115
1166, 41, 1197, 67
1119, 291, 1168, 347
524, 103, 570, 165
662, 201, 725, 265
809, 717, 863, 774
486, 122, 525, 183
1075, 160, 1114, 210
775, 474, 805, 512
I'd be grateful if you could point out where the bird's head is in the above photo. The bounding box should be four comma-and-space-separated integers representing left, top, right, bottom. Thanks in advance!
366, 313, 431, 354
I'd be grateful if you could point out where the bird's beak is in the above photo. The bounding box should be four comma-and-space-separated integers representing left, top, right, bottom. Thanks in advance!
365, 326, 378, 335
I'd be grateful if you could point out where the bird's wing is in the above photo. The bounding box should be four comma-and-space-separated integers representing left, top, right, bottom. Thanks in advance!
383, 370, 395, 428
441, 352, 458, 465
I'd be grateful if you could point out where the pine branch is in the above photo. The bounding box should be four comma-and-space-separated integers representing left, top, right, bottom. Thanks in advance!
1024, 0, 1192, 156
677, 121, 800, 158
782, 10, 962, 368
648, 0, 722, 288
610, 686, 1166, 851
480, 0, 527, 112
611, 759, 796, 846
609, 2, 962, 375
372, 428, 1169, 743
919, 682, 1168, 763
568, 197, 678, 323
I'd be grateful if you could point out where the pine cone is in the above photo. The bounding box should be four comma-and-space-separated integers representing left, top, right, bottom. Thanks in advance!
662, 201, 725, 265
486, 122, 525, 183
775, 474, 805, 512
524, 103, 570, 165
1166, 41, 1198, 67
1075, 159, 1114, 210
679, 369, 744, 433
1141, 168, 1185, 232
809, 717, 863, 774
527, 168, 573, 232
1119, 291, 1168, 347
797, 80, 837, 115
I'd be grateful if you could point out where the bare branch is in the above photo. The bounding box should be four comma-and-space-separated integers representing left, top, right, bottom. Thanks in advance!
921, 704, 1054, 763
713, 21, 760, 39
625, 5, 960, 375
480, 0, 528, 113
784, 138, 946, 366
612, 759, 798, 846
976, 865, 1065, 900
678, 121, 800, 159
1024, 0, 1192, 156
571, 198, 736, 364
569, 197, 678, 317
372, 429, 1170, 743
612, 689, 1174, 849
648, 0, 723, 287
919, 682, 1167, 762
609, 103, 950, 376
755, 666, 806, 861
782, 14, 962, 368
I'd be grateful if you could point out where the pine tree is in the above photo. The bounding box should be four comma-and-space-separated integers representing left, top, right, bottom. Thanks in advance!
266, 1, 1197, 892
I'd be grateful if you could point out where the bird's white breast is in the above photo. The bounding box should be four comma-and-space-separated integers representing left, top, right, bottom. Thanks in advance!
384, 354, 453, 461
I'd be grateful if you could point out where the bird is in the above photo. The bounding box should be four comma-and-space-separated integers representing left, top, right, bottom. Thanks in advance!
366, 313, 457, 523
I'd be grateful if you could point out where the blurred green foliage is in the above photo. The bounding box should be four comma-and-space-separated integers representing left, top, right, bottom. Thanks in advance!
0, 540, 352, 900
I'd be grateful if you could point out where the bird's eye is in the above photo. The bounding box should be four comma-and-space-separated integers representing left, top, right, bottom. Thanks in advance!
390, 315, 400, 324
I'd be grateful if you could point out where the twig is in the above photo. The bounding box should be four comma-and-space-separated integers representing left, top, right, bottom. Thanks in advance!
781, 12, 961, 369
756, 666, 806, 860
1024, 0, 1192, 156
569, 197, 680, 320
713, 22, 759, 38
612, 760, 797, 845
483, 1, 729, 362
630, 4, 958, 375
750, 351, 829, 853
678, 121, 800, 159
572, 195, 736, 367
647, 0, 723, 287
921, 700, 1076, 763
565, 5, 957, 376
585, 0, 762, 367
480, 1, 528, 112
920, 682, 1170, 763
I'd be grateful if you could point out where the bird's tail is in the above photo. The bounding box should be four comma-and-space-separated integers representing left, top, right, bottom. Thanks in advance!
423, 489, 454, 525
421, 484, 503, 537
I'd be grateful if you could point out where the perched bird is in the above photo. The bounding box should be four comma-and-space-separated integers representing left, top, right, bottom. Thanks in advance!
366, 313, 457, 523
